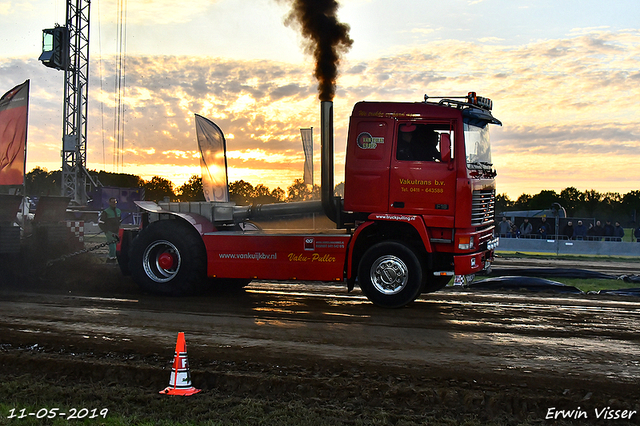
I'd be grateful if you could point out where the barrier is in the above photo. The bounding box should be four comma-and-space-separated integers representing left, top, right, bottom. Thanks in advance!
497, 237, 640, 256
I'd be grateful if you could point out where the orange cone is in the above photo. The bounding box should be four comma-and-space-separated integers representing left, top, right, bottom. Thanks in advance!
160, 332, 201, 396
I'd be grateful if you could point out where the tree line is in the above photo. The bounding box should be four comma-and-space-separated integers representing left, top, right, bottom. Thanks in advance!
497, 188, 640, 226
24, 168, 639, 224
23, 167, 328, 206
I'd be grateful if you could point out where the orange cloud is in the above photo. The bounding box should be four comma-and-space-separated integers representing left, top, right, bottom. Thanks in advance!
6, 29, 639, 197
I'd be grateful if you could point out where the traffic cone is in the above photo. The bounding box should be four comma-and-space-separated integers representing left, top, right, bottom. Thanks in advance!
160, 332, 201, 396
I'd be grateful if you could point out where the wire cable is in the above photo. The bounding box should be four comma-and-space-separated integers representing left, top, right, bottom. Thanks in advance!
113, 0, 127, 172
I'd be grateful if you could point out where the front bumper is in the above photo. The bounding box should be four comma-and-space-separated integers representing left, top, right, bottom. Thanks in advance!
453, 237, 498, 275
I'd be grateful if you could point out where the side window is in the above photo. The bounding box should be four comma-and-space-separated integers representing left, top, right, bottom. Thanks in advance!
396, 123, 452, 162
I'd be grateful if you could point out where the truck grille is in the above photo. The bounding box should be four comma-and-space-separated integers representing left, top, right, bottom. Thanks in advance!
471, 189, 495, 227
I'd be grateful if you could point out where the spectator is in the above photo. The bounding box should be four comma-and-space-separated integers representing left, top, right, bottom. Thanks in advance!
603, 220, 615, 241
540, 216, 552, 235
562, 221, 574, 240
99, 197, 122, 262
634, 225, 640, 243
593, 220, 604, 241
613, 221, 624, 242
587, 223, 597, 240
499, 216, 511, 237
537, 226, 547, 239
519, 218, 533, 237
573, 220, 587, 240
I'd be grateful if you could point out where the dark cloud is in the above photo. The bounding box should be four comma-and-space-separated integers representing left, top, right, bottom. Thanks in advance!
493, 123, 640, 156
269, 83, 309, 100
346, 63, 367, 74
584, 35, 624, 53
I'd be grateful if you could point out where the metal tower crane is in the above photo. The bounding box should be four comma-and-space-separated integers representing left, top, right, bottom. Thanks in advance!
40, 0, 99, 205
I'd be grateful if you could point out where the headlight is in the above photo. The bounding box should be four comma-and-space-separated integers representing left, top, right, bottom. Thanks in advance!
458, 236, 474, 250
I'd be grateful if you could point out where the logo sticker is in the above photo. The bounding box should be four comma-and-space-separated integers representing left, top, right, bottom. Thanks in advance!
356, 132, 384, 149
304, 237, 315, 251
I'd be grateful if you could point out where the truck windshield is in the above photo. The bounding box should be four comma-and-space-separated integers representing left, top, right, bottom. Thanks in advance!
463, 121, 491, 167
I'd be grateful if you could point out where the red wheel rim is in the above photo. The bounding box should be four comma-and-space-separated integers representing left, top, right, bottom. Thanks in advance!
158, 252, 176, 270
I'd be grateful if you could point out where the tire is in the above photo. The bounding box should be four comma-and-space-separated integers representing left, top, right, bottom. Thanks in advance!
210, 278, 253, 293
422, 275, 451, 293
128, 220, 207, 296
116, 229, 138, 276
358, 241, 423, 308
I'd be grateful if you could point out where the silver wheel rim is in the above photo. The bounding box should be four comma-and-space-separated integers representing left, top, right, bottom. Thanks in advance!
370, 255, 409, 295
142, 240, 181, 283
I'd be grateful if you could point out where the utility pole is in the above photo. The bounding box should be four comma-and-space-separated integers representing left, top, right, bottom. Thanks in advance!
40, 0, 98, 205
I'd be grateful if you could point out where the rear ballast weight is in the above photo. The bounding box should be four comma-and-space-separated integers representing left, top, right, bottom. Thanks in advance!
119, 93, 501, 308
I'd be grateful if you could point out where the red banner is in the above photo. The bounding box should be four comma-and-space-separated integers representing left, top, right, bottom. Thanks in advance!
0, 80, 29, 186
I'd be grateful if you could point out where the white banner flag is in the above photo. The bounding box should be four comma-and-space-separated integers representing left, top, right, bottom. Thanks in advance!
195, 114, 229, 202
300, 127, 313, 185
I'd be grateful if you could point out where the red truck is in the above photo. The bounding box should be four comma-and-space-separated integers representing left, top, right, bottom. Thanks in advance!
118, 93, 501, 308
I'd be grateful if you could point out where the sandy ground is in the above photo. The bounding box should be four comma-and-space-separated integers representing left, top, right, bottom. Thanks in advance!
1, 253, 639, 425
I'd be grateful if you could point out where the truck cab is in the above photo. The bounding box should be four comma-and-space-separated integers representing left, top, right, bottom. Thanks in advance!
342, 94, 500, 303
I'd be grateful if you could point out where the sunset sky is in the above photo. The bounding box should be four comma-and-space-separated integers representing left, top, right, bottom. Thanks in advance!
1, 0, 639, 199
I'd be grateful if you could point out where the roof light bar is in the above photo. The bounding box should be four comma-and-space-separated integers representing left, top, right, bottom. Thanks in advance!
424, 93, 494, 111
467, 92, 493, 110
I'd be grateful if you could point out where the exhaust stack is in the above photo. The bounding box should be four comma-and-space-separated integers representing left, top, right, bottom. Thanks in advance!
321, 101, 338, 224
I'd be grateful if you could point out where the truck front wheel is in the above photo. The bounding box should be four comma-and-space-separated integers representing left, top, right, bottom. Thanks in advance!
422, 275, 451, 293
129, 220, 207, 296
358, 242, 423, 308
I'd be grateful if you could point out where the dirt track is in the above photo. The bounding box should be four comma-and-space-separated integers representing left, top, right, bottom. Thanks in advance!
1, 254, 639, 425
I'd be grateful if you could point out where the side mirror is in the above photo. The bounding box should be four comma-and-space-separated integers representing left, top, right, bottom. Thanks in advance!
440, 133, 451, 163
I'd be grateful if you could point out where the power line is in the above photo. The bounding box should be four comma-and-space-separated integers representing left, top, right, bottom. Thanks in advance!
97, 0, 105, 170
113, 0, 127, 172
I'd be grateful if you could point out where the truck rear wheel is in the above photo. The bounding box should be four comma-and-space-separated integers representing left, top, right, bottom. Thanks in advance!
116, 229, 138, 276
129, 220, 207, 296
358, 241, 423, 308
209, 278, 252, 293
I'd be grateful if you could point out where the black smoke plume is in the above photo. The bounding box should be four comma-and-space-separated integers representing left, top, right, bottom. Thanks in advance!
284, 0, 353, 101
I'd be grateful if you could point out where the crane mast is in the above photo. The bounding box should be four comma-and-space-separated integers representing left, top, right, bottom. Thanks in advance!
40, 0, 98, 205
62, 0, 91, 204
